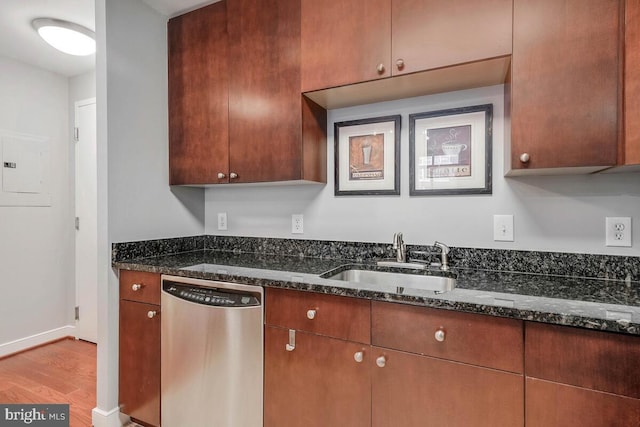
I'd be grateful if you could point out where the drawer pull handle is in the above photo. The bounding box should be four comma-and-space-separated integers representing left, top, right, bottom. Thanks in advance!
354, 351, 364, 363
147, 310, 157, 319
434, 329, 446, 342
131, 283, 143, 291
285, 329, 296, 352
376, 355, 386, 368
306, 309, 317, 320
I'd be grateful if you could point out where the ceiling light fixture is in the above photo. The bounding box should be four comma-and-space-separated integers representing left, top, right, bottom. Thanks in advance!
32, 18, 96, 56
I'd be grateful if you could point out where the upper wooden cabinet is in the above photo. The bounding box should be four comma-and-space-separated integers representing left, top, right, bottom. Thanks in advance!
301, 0, 512, 93
168, 0, 327, 186
168, 2, 229, 185
624, 0, 640, 166
507, 0, 622, 175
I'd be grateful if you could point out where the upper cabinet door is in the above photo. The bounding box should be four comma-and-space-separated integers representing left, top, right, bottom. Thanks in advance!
391, 0, 512, 76
227, 0, 305, 183
625, 0, 640, 165
509, 0, 621, 173
168, 2, 229, 185
300, 0, 392, 92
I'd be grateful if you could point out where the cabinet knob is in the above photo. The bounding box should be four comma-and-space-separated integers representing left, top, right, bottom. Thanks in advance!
217, 172, 226, 179
395, 59, 405, 70
376, 355, 387, 368
354, 351, 364, 363
376, 63, 385, 74
434, 329, 446, 342
131, 283, 142, 291
147, 310, 157, 319
519, 153, 530, 163
229, 172, 238, 179
306, 309, 317, 320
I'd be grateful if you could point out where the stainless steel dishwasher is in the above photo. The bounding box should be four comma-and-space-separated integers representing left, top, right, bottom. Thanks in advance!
160, 275, 263, 427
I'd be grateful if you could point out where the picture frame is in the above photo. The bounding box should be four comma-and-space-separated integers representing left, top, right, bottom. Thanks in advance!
409, 104, 492, 196
334, 115, 401, 196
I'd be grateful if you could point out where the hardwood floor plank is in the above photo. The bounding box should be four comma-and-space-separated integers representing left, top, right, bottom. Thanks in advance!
0, 338, 96, 427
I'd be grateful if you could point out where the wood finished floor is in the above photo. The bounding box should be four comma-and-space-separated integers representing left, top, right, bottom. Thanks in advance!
0, 338, 96, 427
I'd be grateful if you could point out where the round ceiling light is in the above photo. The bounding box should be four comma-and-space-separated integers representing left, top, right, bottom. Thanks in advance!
32, 18, 96, 56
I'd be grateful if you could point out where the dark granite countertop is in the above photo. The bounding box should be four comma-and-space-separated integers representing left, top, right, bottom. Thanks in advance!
114, 248, 640, 336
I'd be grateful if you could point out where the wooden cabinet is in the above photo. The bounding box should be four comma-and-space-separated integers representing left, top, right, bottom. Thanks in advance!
168, 0, 327, 186
118, 271, 161, 427
168, 2, 229, 185
525, 322, 640, 426
508, 0, 621, 174
265, 290, 524, 427
624, 0, 640, 165
300, 0, 512, 93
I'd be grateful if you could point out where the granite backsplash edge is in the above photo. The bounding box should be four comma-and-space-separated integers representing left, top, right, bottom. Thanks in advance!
112, 235, 640, 283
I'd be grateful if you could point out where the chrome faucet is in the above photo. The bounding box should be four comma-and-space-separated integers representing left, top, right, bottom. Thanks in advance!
433, 241, 450, 271
393, 232, 406, 262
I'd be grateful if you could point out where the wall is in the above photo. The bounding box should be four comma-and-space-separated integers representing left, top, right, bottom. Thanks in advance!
205, 85, 640, 256
0, 56, 74, 353
94, 0, 206, 422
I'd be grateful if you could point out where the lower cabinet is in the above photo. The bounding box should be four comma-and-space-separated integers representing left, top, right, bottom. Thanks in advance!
264, 326, 371, 427
525, 322, 640, 427
264, 289, 525, 427
119, 271, 161, 427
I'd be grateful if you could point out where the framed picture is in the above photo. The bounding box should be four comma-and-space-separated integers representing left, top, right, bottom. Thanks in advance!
409, 104, 492, 196
334, 115, 401, 196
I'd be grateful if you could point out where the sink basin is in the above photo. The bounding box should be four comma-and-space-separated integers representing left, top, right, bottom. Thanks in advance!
323, 267, 456, 293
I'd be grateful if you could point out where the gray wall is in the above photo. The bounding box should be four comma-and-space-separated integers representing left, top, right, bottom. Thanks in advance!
205, 85, 640, 256
0, 56, 73, 350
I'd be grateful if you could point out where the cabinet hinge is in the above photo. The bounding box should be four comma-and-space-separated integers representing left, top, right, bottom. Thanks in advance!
75, 306, 80, 321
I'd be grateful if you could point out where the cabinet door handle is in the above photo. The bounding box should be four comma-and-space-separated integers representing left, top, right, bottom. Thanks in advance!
131, 283, 143, 291
376, 63, 385, 74
434, 329, 446, 342
376, 355, 386, 368
217, 172, 226, 179
306, 309, 317, 320
285, 329, 296, 351
229, 172, 238, 179
396, 59, 405, 70
147, 310, 157, 319
354, 351, 364, 363
519, 153, 530, 163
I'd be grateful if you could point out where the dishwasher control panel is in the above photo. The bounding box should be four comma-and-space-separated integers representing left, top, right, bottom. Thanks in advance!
162, 280, 260, 307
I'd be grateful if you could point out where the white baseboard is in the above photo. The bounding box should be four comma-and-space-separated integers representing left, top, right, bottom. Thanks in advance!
92, 407, 130, 427
0, 325, 76, 358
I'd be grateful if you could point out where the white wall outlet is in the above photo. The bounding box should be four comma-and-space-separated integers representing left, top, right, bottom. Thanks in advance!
217, 212, 228, 231
493, 214, 514, 242
605, 217, 631, 247
292, 214, 304, 234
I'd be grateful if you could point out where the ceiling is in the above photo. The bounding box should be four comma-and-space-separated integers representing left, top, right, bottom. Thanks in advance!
0, 0, 212, 78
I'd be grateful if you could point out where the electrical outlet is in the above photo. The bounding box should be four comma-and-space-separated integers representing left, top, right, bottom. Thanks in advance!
605, 217, 631, 247
493, 214, 514, 242
292, 214, 304, 234
217, 212, 228, 231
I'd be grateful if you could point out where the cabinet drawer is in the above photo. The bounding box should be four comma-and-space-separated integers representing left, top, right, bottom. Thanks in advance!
525, 322, 640, 398
119, 270, 160, 305
372, 301, 523, 373
265, 288, 371, 344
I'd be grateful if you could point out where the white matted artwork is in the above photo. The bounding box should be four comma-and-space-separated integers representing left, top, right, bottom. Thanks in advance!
0, 129, 51, 206
334, 115, 401, 196
409, 104, 492, 195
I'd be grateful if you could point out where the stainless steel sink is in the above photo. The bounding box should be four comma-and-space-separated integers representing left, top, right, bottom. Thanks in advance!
324, 268, 456, 293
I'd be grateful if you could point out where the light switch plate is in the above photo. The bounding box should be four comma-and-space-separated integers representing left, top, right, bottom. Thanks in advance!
217, 212, 228, 231
494, 215, 514, 242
